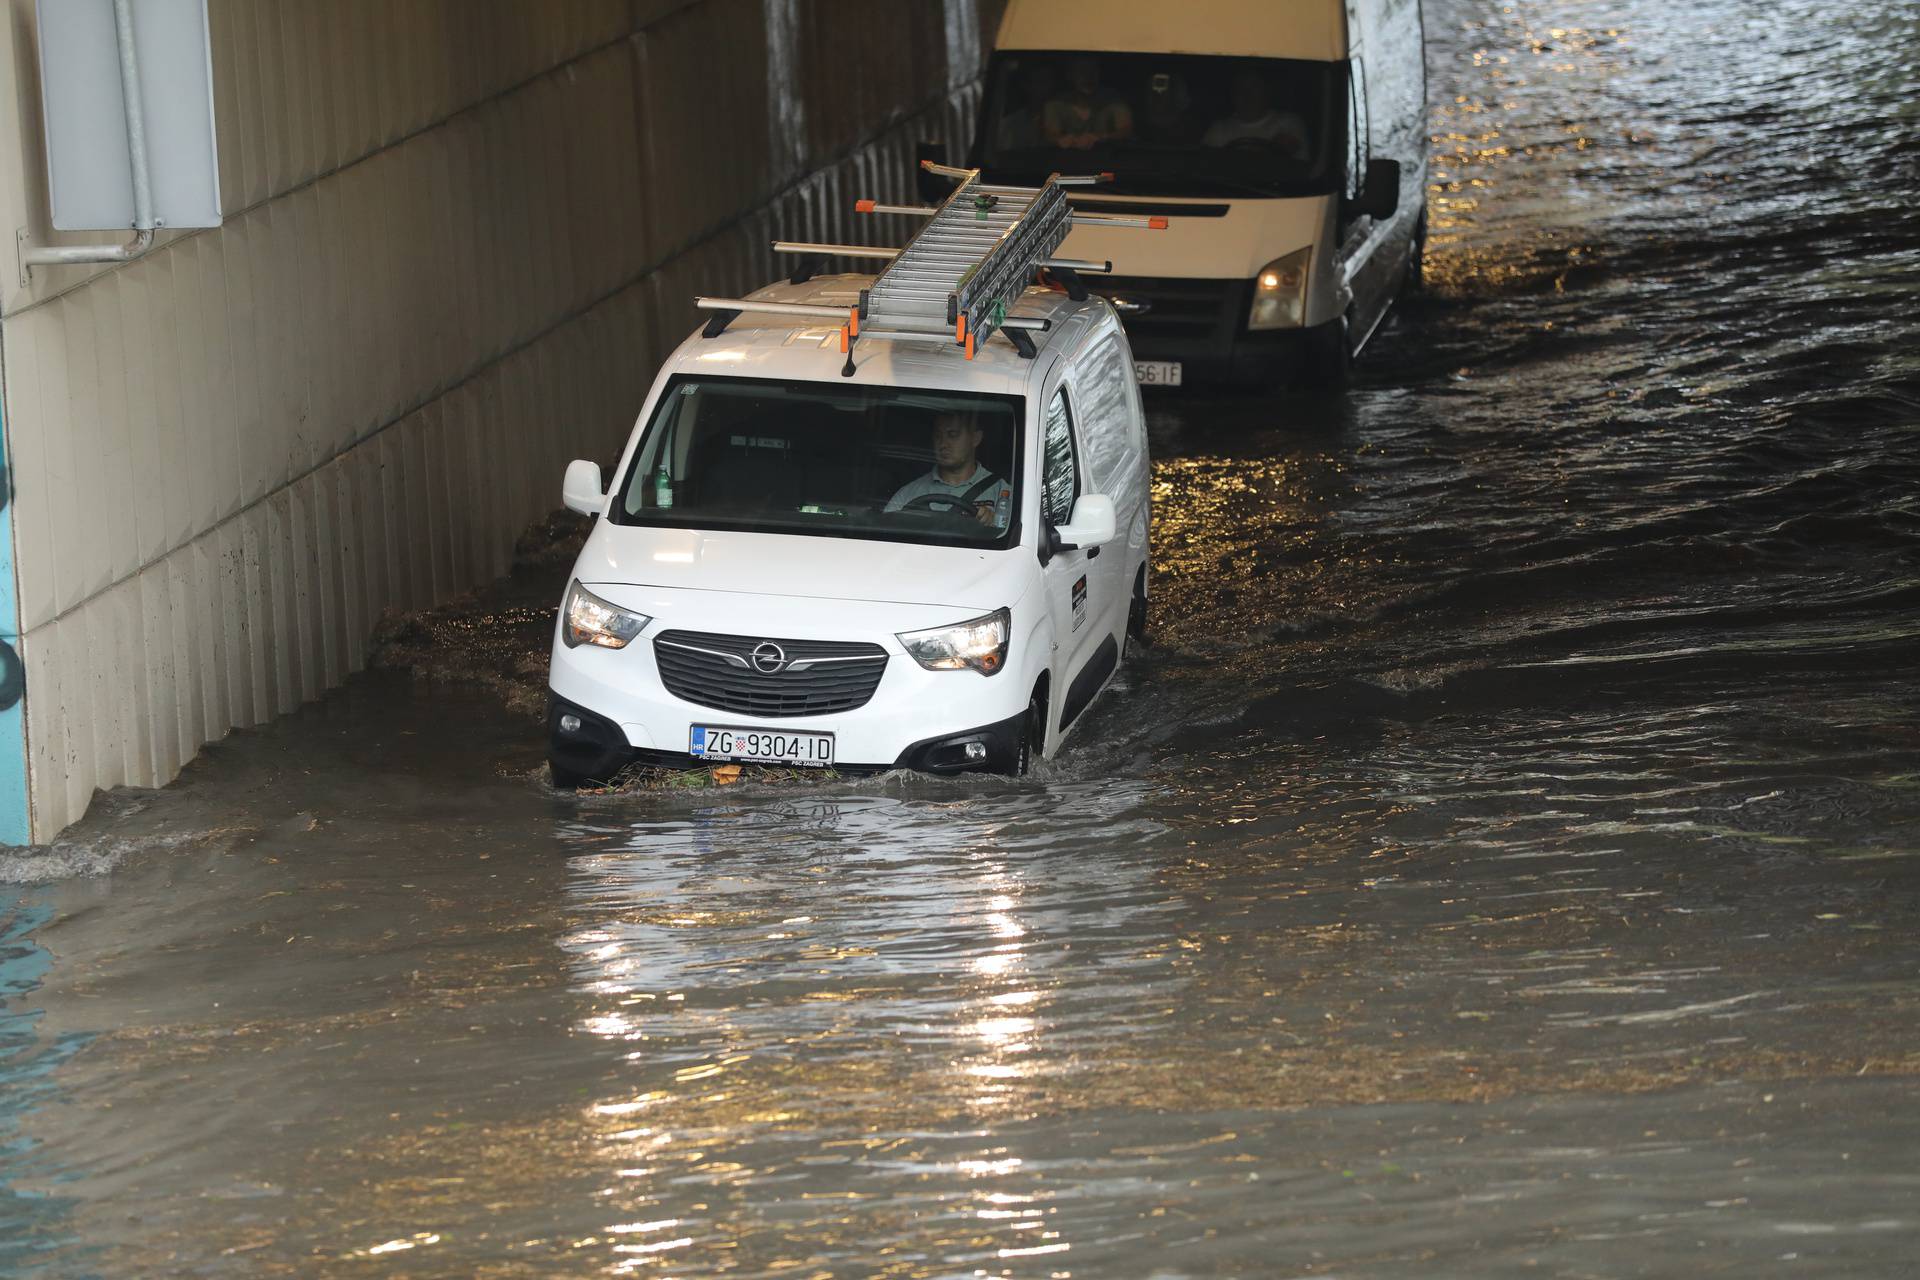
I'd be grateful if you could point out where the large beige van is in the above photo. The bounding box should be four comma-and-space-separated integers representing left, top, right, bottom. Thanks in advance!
933, 0, 1428, 388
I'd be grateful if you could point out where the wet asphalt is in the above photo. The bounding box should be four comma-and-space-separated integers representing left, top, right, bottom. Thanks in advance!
5, 0, 1920, 1275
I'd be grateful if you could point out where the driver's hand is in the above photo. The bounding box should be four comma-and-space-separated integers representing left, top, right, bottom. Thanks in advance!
974, 502, 996, 527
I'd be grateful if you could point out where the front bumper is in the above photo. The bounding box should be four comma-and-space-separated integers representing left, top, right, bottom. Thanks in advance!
547, 693, 1028, 780
548, 696, 633, 782
548, 622, 1032, 779
892, 708, 1027, 774
1096, 274, 1331, 387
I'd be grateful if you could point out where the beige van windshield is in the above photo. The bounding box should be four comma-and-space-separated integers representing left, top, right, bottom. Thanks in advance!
978, 52, 1343, 199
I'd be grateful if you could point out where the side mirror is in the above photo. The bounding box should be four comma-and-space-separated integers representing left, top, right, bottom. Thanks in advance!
1344, 157, 1401, 221
1052, 494, 1116, 551
915, 140, 950, 205
562, 459, 606, 516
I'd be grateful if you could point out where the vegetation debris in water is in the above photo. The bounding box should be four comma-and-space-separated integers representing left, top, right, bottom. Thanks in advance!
574, 762, 840, 795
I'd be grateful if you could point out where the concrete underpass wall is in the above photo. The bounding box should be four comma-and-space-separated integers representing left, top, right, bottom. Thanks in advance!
0, 0, 998, 843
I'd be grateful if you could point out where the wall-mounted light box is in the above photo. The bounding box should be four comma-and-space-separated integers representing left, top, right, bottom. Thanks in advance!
37, 0, 221, 230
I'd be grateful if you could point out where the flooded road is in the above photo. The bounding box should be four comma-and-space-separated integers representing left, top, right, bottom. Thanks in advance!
6, 0, 1920, 1274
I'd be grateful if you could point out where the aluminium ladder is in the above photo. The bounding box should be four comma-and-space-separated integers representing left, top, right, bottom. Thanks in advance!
694, 162, 1165, 373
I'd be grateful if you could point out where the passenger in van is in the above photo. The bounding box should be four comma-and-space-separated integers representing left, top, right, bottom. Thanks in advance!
1202, 70, 1309, 159
995, 64, 1057, 152
1044, 56, 1134, 150
885, 412, 1012, 530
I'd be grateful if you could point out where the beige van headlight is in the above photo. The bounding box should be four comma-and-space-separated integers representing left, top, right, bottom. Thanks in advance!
1248, 248, 1311, 331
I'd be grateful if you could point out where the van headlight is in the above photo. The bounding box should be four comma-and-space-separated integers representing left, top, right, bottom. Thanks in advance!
562, 580, 650, 649
897, 608, 1010, 675
1247, 247, 1311, 330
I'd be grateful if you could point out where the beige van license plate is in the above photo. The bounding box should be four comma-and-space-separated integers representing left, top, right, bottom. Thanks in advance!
1134, 360, 1182, 386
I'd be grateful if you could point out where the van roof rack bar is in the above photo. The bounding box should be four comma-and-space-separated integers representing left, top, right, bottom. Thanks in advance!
773, 241, 900, 260
694, 296, 849, 321
1044, 256, 1112, 272
1073, 211, 1171, 230
776, 241, 1110, 277
858, 326, 955, 345
694, 294, 856, 338
920, 159, 977, 181
853, 199, 938, 218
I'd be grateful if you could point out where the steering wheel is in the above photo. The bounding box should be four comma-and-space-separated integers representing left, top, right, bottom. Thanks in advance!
1228, 134, 1307, 162
901, 492, 980, 516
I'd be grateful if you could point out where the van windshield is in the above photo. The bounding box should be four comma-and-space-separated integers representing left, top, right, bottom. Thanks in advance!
609, 376, 1024, 550
977, 51, 1342, 198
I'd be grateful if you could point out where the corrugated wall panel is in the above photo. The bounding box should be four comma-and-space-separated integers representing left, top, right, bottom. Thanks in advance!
22, 618, 68, 829
60, 297, 109, 611
92, 280, 136, 587
229, 0, 270, 212
264, 489, 295, 717
118, 267, 162, 569
137, 568, 175, 784
254, 0, 289, 198
278, 0, 316, 189
5, 318, 51, 634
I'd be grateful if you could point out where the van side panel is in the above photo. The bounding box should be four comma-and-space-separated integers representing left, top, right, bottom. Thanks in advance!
997, 0, 1349, 61
1338, 0, 1429, 347
1352, 0, 1430, 224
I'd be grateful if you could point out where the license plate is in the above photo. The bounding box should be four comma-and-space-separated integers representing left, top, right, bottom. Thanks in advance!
690, 725, 835, 768
1134, 360, 1182, 387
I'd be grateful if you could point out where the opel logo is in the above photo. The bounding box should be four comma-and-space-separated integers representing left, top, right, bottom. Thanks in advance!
750, 641, 788, 674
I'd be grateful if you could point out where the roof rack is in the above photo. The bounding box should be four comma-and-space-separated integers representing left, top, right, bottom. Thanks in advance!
695, 162, 1166, 375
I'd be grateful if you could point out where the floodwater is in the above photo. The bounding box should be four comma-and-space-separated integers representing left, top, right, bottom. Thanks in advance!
6, 0, 1920, 1274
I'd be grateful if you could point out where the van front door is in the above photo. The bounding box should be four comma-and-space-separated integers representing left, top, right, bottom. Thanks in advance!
1339, 52, 1402, 343
1038, 384, 1115, 741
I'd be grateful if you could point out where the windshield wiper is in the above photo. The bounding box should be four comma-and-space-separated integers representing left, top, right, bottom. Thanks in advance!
983, 153, 1312, 199
1101, 175, 1292, 199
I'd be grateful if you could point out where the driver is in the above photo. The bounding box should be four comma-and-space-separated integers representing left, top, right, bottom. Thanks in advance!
885, 411, 1012, 530
1202, 70, 1309, 160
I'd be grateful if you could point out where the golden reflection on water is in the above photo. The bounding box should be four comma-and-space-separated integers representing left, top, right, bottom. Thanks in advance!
1423, 15, 1628, 296
1148, 451, 1387, 648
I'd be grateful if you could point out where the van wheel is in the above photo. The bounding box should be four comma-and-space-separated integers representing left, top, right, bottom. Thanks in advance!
1126, 573, 1150, 655
548, 760, 586, 790
1015, 687, 1048, 776
1406, 209, 1428, 293
1301, 313, 1352, 390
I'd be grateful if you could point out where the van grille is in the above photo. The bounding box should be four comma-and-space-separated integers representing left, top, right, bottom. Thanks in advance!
654, 630, 889, 718
1096, 275, 1248, 342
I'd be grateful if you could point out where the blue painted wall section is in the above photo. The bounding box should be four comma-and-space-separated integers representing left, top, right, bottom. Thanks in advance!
0, 366, 32, 847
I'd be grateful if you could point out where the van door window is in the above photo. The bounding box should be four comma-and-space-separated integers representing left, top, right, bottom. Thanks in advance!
1346, 58, 1369, 202
1073, 337, 1135, 496
1042, 388, 1079, 526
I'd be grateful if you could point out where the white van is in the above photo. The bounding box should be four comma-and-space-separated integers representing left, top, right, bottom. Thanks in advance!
936, 0, 1428, 388
545, 275, 1152, 786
